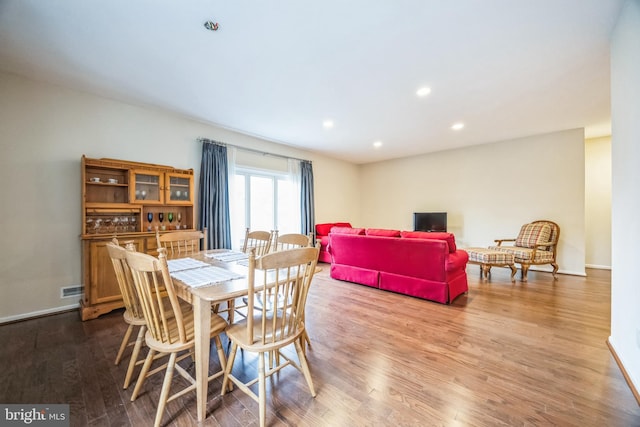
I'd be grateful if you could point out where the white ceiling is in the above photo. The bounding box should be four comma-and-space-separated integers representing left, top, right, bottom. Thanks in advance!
0, 0, 623, 164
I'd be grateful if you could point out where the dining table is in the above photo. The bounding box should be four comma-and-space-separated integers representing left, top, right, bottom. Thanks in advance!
167, 249, 253, 422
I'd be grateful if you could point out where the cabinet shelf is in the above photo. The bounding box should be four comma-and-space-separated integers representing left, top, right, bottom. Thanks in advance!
87, 181, 128, 187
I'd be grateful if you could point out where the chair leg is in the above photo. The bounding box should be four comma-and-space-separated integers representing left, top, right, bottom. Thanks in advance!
115, 323, 134, 365
258, 352, 267, 427
508, 265, 517, 282
123, 325, 146, 389
480, 264, 490, 281
300, 330, 312, 354
214, 335, 227, 372
551, 262, 559, 280
213, 335, 231, 391
294, 339, 316, 397
154, 352, 176, 427
131, 349, 155, 401
521, 264, 530, 282
228, 299, 235, 324
221, 343, 238, 395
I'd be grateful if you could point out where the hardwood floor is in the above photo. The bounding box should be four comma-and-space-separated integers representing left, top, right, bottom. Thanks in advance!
1, 265, 639, 426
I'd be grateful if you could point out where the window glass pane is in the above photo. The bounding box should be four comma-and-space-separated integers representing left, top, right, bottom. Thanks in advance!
250, 175, 274, 231
230, 167, 301, 249
230, 174, 246, 249
277, 178, 299, 234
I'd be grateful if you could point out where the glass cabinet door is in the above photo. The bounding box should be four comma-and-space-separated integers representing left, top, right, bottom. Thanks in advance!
130, 170, 164, 204
165, 173, 194, 204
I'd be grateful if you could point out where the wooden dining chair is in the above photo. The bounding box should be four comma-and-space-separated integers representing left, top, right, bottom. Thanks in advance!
158, 227, 233, 321
156, 227, 207, 259
125, 247, 228, 427
272, 234, 315, 351
241, 228, 273, 256
221, 245, 320, 427
106, 239, 147, 390
274, 233, 312, 251
230, 228, 275, 321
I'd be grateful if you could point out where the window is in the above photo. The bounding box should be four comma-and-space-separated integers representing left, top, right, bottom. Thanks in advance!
229, 167, 300, 250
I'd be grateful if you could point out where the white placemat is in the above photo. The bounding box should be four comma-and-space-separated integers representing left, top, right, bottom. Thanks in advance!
205, 251, 249, 262
236, 258, 250, 267
166, 257, 210, 273
171, 266, 244, 288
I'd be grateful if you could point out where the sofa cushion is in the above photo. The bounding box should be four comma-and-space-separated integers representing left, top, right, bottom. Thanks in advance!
489, 246, 555, 263
334, 222, 352, 228
366, 228, 401, 237
316, 222, 352, 236
331, 226, 366, 235
515, 223, 552, 248
316, 223, 335, 236
400, 231, 457, 253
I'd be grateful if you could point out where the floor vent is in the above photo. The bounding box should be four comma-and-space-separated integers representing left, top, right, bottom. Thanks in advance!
61, 286, 84, 298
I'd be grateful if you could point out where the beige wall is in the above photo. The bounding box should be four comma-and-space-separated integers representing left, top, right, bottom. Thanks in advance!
359, 129, 586, 276
585, 136, 612, 268
610, 0, 640, 397
0, 69, 592, 322
0, 70, 360, 321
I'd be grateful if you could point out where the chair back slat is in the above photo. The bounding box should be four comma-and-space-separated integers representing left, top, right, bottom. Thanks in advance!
106, 239, 144, 320
126, 248, 187, 345
157, 228, 207, 258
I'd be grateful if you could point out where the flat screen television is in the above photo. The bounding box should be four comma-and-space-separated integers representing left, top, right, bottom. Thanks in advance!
413, 212, 447, 232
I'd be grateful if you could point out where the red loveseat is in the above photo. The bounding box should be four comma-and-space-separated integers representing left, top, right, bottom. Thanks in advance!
315, 222, 352, 263
327, 227, 469, 304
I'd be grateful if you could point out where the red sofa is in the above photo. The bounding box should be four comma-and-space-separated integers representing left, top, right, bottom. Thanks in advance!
327, 227, 469, 304
315, 222, 352, 263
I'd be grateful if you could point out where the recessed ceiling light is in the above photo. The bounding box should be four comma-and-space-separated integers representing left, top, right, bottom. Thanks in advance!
323, 120, 334, 129
416, 87, 431, 97
451, 122, 465, 131
373, 141, 383, 149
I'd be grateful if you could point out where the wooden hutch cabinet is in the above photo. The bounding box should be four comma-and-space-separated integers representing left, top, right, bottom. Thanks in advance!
80, 156, 195, 321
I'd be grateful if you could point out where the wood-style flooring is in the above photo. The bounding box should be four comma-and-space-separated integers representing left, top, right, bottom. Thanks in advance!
1, 266, 639, 426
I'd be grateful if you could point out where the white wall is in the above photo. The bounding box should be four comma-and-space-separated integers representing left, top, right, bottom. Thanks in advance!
359, 129, 586, 276
585, 136, 612, 269
610, 0, 640, 396
0, 71, 360, 321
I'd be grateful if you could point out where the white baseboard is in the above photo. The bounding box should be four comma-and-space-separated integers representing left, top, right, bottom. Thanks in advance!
556, 269, 588, 277
586, 264, 612, 270
468, 264, 588, 277
521, 266, 588, 277
0, 303, 79, 325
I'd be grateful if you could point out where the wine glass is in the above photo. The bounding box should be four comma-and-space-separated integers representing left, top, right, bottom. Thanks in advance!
104, 217, 112, 233
177, 212, 182, 230
147, 212, 153, 231
167, 212, 174, 229
159, 212, 165, 230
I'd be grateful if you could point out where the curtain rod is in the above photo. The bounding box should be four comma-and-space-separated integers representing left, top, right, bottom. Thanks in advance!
198, 138, 311, 163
